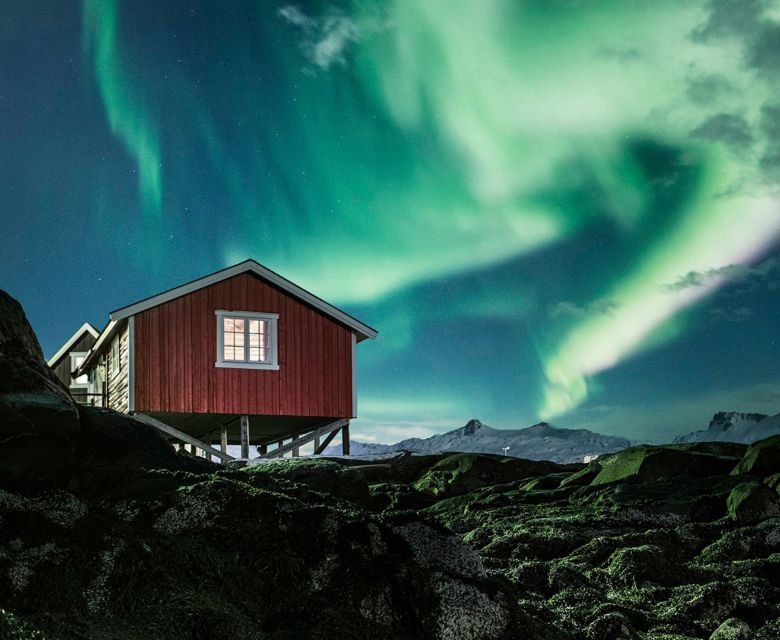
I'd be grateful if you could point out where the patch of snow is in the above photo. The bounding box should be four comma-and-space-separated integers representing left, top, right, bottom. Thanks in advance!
674, 411, 780, 444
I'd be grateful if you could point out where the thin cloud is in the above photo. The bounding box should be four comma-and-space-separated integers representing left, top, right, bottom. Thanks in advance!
661, 257, 778, 292
277, 5, 385, 70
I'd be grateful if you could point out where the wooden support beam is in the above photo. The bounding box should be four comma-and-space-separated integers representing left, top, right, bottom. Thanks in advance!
314, 434, 320, 451
220, 423, 228, 455
133, 414, 235, 462
261, 420, 348, 459
313, 429, 339, 455
259, 443, 268, 455
240, 415, 250, 459
292, 435, 300, 457
342, 421, 350, 456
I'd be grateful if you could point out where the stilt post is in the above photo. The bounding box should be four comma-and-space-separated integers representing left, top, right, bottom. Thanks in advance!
220, 423, 228, 458
240, 415, 250, 459
342, 422, 350, 456
292, 435, 300, 457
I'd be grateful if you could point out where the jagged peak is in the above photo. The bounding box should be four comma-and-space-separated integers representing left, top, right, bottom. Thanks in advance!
459, 419, 487, 435
708, 411, 768, 431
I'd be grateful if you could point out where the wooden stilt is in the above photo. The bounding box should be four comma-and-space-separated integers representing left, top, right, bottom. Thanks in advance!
220, 423, 228, 457
205, 431, 214, 462
132, 414, 234, 462
259, 444, 268, 455
342, 422, 350, 456
259, 420, 348, 459
314, 434, 321, 452
292, 435, 300, 457
240, 415, 250, 459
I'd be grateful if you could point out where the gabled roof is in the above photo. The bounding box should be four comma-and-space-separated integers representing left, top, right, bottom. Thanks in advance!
77, 260, 377, 377
46, 322, 100, 367
109, 259, 378, 341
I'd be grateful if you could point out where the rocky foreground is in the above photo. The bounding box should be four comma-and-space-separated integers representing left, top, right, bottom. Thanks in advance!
2, 290, 780, 640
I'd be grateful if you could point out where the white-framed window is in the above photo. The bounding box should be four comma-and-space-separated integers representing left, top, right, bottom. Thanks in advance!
70, 352, 88, 386
215, 310, 279, 370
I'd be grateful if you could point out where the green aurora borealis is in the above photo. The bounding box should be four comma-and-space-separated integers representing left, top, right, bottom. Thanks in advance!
3, 0, 780, 441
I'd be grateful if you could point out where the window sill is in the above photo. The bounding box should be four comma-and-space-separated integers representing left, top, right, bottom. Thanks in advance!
215, 361, 280, 371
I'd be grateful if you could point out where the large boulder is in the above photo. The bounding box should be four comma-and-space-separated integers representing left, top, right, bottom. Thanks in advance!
727, 481, 780, 524
590, 445, 739, 486
413, 452, 566, 497
0, 290, 79, 489
731, 435, 780, 477
710, 618, 752, 640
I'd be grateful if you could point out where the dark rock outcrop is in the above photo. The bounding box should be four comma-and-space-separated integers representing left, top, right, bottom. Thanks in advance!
727, 481, 780, 524
732, 434, 780, 477
0, 290, 80, 490
589, 444, 741, 485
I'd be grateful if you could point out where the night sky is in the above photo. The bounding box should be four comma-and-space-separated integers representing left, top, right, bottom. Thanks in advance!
2, 0, 780, 443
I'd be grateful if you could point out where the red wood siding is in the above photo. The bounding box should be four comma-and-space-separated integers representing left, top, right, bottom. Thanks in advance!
133, 272, 353, 417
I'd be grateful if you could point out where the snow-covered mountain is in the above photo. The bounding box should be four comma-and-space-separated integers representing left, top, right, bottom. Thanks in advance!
674, 411, 780, 444
325, 419, 632, 464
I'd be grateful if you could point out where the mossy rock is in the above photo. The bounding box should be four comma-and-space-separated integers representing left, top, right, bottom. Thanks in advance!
605, 544, 682, 586
727, 481, 780, 524
412, 453, 564, 497
519, 474, 568, 491
765, 473, 780, 492
559, 463, 602, 487
756, 618, 780, 640
591, 445, 739, 486
731, 434, 780, 477
709, 618, 752, 640
585, 612, 640, 639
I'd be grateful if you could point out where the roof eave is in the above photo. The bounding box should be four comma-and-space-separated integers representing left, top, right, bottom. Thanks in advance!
46, 322, 100, 367
108, 259, 378, 340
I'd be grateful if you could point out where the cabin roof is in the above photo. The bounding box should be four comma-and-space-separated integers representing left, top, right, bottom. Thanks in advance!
109, 259, 377, 340
46, 322, 100, 368
77, 259, 377, 376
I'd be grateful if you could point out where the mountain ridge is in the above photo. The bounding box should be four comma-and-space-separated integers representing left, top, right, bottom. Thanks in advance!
674, 410, 780, 444
326, 418, 633, 464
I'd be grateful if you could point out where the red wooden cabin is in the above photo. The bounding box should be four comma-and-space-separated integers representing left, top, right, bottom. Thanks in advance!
75, 260, 377, 460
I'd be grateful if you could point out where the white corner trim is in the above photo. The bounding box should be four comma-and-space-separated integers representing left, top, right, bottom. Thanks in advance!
128, 316, 135, 412
215, 310, 279, 369
46, 323, 101, 367
108, 259, 377, 340
351, 332, 357, 418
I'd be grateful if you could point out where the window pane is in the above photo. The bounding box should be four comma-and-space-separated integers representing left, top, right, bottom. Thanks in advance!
259, 348, 267, 362
259, 334, 267, 347
234, 333, 245, 347
234, 318, 245, 332
249, 319, 259, 333
224, 318, 234, 332
250, 334, 259, 347
224, 346, 235, 361
225, 332, 235, 346
249, 347, 260, 362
